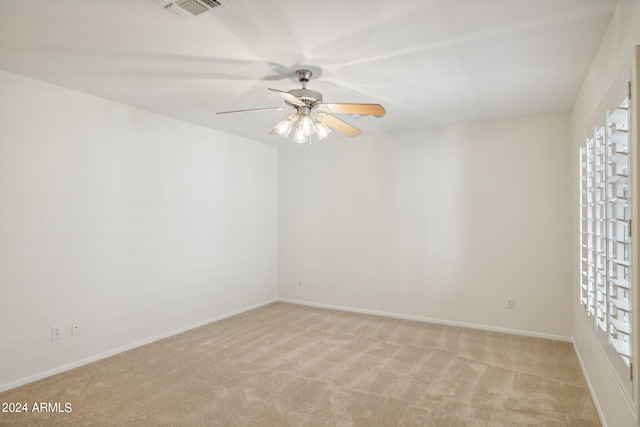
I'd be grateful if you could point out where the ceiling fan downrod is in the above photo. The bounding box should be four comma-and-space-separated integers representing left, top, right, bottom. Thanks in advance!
296, 69, 312, 89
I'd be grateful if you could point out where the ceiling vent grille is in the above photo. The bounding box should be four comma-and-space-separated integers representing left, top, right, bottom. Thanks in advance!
199, 0, 222, 8
152, 0, 221, 20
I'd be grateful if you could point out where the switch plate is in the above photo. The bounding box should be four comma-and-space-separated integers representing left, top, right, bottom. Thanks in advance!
297, 278, 303, 287
506, 297, 515, 309
72, 321, 80, 336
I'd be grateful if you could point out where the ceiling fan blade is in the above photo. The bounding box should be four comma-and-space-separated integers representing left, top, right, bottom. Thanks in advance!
316, 114, 362, 137
216, 106, 292, 114
268, 88, 306, 107
318, 103, 386, 116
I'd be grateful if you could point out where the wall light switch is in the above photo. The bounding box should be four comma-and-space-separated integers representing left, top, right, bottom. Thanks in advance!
506, 297, 515, 309
72, 321, 80, 336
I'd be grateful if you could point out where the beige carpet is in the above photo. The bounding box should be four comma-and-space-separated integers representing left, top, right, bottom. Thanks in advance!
0, 302, 599, 426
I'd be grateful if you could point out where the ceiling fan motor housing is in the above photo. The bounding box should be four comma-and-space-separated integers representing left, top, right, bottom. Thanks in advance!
285, 69, 322, 107
286, 88, 322, 107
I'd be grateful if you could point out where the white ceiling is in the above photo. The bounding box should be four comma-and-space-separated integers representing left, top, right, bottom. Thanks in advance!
0, 0, 617, 145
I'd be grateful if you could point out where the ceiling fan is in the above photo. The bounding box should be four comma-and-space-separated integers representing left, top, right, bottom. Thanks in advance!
217, 69, 386, 145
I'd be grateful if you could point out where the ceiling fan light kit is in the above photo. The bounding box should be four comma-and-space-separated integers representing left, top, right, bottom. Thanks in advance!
217, 69, 386, 146
276, 107, 332, 146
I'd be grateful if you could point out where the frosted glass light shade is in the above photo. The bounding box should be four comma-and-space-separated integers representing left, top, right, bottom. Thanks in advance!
293, 123, 309, 144
314, 121, 331, 139
299, 116, 315, 136
274, 114, 297, 137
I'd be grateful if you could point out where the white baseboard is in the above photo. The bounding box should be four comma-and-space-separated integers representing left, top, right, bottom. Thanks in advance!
572, 339, 608, 427
0, 298, 277, 393
572, 320, 639, 427
277, 298, 572, 342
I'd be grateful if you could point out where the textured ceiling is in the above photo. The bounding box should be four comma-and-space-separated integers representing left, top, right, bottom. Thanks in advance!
0, 0, 617, 145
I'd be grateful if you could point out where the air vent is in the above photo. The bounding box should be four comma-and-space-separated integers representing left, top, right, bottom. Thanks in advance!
152, 0, 221, 20
199, 0, 221, 8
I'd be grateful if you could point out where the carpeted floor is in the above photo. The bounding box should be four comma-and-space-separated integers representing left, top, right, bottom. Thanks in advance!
0, 302, 599, 426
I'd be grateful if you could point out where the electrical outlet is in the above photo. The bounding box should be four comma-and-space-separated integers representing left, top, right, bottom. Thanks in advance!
51, 325, 62, 340
506, 297, 515, 309
72, 321, 80, 336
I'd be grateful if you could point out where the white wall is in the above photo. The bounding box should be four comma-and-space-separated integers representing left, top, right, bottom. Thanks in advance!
0, 70, 278, 390
278, 112, 571, 338
571, 1, 640, 426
